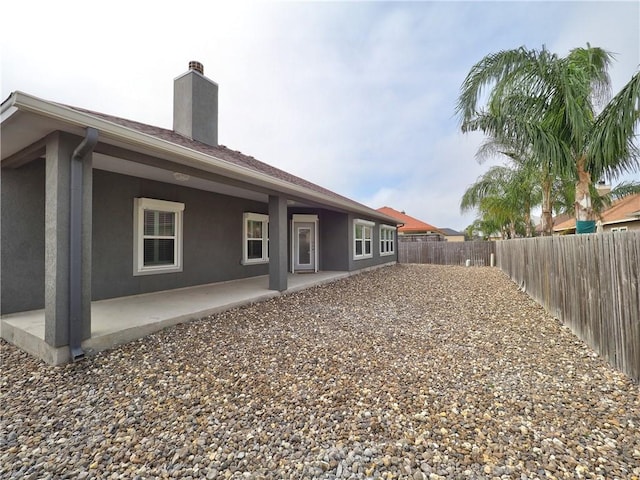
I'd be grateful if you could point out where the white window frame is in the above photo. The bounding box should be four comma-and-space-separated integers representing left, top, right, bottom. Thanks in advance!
243, 212, 269, 265
353, 219, 375, 260
133, 198, 184, 276
611, 226, 628, 232
380, 225, 396, 256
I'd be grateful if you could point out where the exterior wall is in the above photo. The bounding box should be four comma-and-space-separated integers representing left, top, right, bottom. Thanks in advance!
603, 221, 640, 232
555, 221, 640, 234
92, 170, 269, 301
445, 235, 466, 242
319, 210, 350, 271
288, 207, 350, 272
347, 214, 398, 272
1, 165, 398, 314
288, 209, 397, 272
1, 160, 46, 314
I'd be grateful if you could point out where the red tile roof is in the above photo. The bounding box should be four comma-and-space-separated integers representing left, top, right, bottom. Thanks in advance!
376, 206, 442, 234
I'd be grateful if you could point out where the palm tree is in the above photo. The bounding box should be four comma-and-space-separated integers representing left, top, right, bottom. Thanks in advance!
460, 162, 540, 238
457, 44, 640, 234
465, 216, 504, 241
466, 109, 563, 236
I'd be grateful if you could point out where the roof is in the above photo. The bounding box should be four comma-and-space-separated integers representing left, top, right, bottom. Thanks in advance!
68, 105, 351, 204
1, 91, 398, 225
439, 227, 464, 236
539, 213, 573, 233
553, 193, 640, 232
599, 193, 640, 225
376, 206, 443, 234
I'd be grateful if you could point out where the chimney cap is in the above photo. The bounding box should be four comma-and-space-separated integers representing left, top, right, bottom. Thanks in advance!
189, 61, 204, 75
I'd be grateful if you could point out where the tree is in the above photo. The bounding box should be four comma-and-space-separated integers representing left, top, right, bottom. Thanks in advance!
466, 108, 566, 236
457, 45, 640, 234
460, 162, 540, 238
465, 218, 503, 241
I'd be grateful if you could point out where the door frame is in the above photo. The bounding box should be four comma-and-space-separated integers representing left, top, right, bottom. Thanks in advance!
291, 214, 319, 273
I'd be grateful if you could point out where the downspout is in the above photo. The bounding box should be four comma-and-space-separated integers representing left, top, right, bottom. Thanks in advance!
69, 127, 98, 361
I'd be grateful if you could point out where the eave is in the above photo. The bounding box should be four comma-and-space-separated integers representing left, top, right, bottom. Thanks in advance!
1, 91, 399, 225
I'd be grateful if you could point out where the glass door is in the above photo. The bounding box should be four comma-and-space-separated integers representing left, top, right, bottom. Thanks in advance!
294, 222, 315, 271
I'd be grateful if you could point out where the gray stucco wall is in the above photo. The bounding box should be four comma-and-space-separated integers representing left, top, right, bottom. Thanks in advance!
92, 170, 269, 300
347, 214, 398, 272
1, 163, 396, 314
319, 210, 350, 271
1, 160, 46, 314
288, 208, 397, 272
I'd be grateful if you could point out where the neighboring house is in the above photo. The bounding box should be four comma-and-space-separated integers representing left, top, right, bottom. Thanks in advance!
1, 62, 399, 361
438, 227, 465, 242
536, 213, 573, 235
553, 193, 640, 234
376, 206, 443, 240
597, 193, 640, 232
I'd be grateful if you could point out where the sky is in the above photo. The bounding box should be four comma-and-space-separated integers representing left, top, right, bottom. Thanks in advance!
1, 1, 638, 231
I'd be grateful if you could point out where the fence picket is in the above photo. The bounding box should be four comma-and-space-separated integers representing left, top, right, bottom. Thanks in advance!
398, 241, 496, 266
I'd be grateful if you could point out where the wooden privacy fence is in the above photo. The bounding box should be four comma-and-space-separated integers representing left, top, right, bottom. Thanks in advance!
497, 232, 640, 382
399, 240, 496, 266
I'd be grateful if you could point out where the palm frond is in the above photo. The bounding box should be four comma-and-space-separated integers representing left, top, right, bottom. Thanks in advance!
587, 71, 640, 180
608, 181, 640, 199
456, 47, 542, 125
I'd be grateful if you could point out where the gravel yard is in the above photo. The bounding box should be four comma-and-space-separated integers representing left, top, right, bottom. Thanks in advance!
2, 264, 639, 480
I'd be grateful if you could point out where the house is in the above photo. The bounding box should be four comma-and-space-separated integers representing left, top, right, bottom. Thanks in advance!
596, 193, 640, 232
536, 213, 573, 235
1, 61, 399, 363
553, 193, 640, 235
376, 206, 443, 240
438, 227, 465, 242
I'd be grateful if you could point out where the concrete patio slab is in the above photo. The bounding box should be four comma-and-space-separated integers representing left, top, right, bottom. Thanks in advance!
1, 270, 352, 365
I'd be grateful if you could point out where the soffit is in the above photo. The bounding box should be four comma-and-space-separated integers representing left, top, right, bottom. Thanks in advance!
93, 153, 269, 203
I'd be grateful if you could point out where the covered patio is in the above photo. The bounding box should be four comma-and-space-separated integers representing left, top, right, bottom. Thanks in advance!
1, 271, 352, 365
1, 77, 400, 366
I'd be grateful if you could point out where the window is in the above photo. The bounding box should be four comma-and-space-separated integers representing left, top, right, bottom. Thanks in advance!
354, 219, 374, 259
133, 198, 184, 276
611, 226, 628, 232
380, 225, 396, 255
243, 213, 269, 264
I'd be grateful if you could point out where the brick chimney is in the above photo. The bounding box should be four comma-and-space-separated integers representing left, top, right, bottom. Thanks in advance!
173, 61, 218, 146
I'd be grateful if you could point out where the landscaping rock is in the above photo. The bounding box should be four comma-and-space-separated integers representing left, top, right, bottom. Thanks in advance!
2, 264, 638, 479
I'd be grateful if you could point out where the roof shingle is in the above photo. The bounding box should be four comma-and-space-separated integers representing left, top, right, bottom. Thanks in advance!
65, 104, 373, 210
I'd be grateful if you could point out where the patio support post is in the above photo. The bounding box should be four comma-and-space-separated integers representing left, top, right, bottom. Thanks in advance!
268, 195, 288, 291
44, 132, 94, 351
44, 133, 73, 347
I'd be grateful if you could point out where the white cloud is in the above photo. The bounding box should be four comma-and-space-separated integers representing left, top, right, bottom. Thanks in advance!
550, 1, 639, 94
360, 130, 504, 230
2, 1, 638, 231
